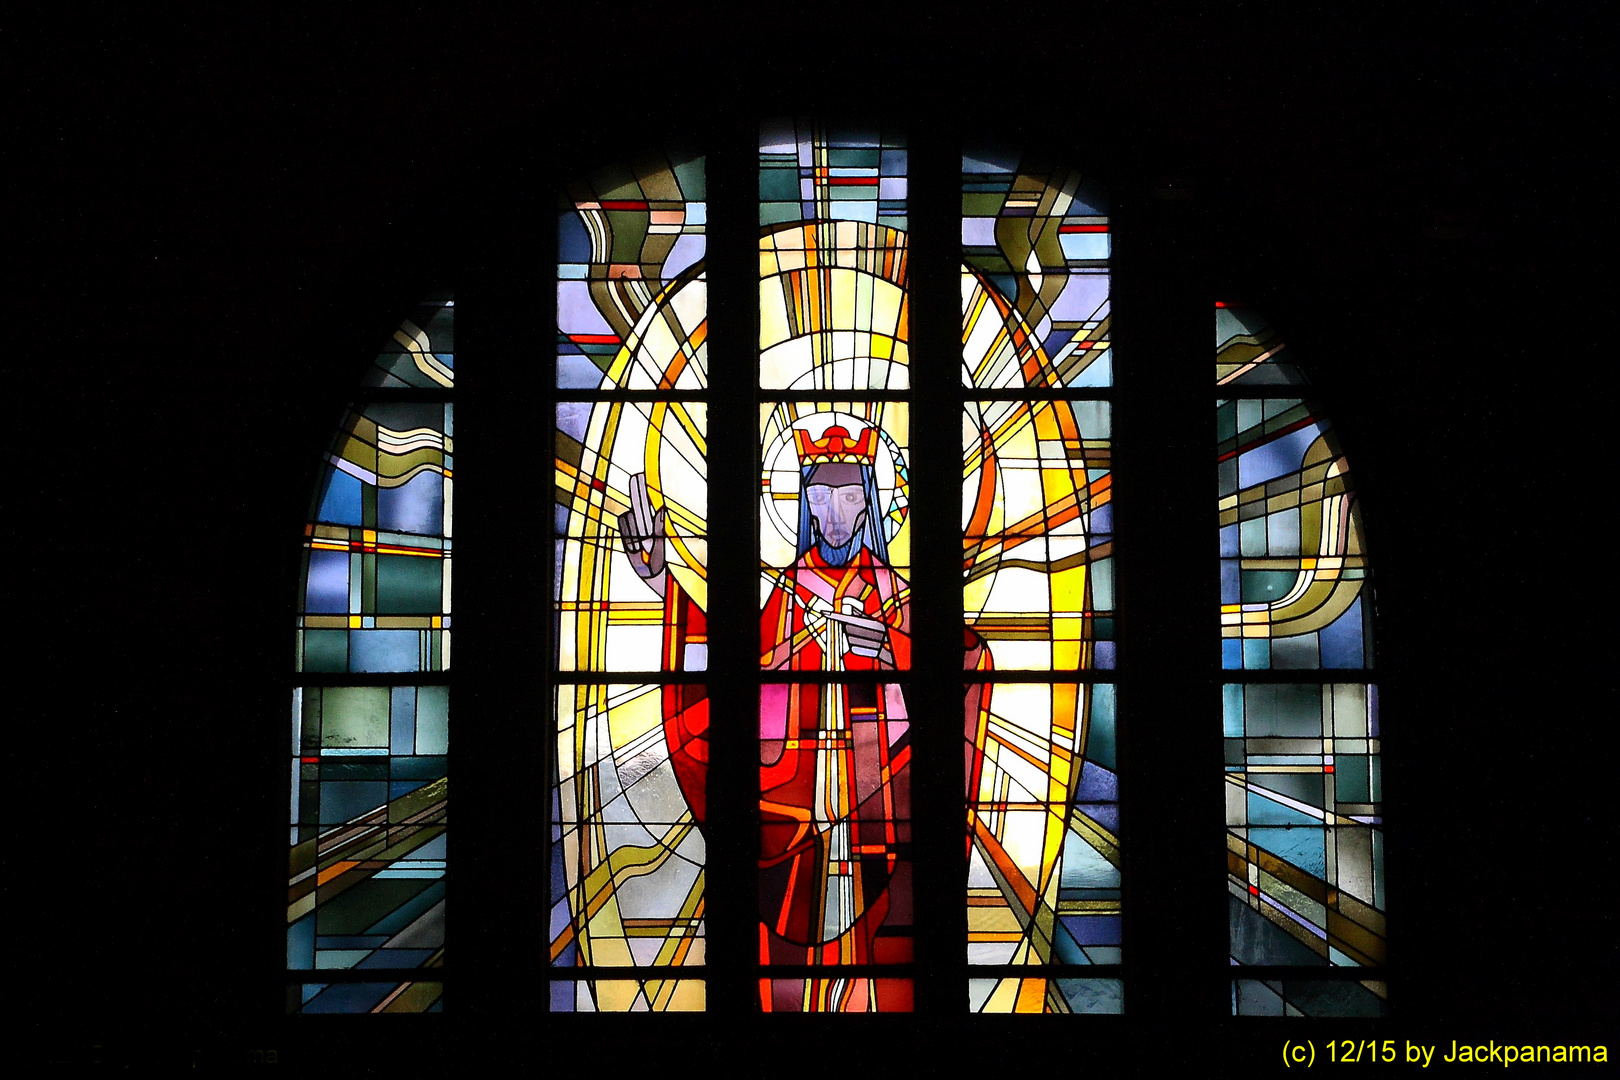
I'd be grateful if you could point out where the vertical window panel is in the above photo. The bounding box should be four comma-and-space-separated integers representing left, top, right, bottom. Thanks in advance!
756, 121, 914, 1011
1218, 304, 1383, 1018
549, 152, 710, 1013
962, 150, 1120, 1013
290, 297, 453, 1014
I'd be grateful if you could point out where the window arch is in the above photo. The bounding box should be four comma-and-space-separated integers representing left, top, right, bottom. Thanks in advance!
1216, 303, 1385, 1017
287, 296, 454, 1014
281, 126, 1385, 1020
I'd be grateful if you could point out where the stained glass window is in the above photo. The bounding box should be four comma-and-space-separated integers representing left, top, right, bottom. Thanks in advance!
551, 152, 710, 1012
288, 294, 453, 1014
755, 122, 914, 1012
286, 137, 1395, 1025
961, 151, 1121, 1014
1217, 302, 1385, 1017
961, 152, 1111, 389
558, 150, 707, 391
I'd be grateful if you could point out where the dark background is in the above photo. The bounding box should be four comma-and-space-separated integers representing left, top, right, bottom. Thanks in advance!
19, 6, 1611, 1069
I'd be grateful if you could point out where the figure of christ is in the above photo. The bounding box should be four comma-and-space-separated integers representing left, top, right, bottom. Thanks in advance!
621, 424, 994, 990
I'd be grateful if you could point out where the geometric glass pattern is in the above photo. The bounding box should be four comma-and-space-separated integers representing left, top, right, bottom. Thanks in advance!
555, 399, 708, 672
759, 119, 909, 392
964, 399, 1113, 670
1218, 396, 1371, 671
1215, 301, 1307, 387
551, 152, 709, 1011
760, 118, 906, 231
970, 977, 1124, 1014
1225, 683, 1385, 967
963, 148, 1120, 1013
1218, 304, 1383, 1017
763, 979, 912, 1014
1232, 978, 1388, 1018
754, 121, 914, 1011
362, 291, 456, 390
558, 151, 707, 391
297, 399, 454, 674
289, 296, 453, 1013
291, 981, 445, 1015
962, 151, 1110, 388
968, 683, 1121, 969
551, 979, 706, 1012
550, 683, 707, 972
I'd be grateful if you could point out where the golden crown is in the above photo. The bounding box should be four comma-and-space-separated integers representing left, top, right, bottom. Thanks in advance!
795, 424, 879, 467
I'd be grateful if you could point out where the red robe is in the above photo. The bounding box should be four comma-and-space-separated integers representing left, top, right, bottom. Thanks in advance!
757, 547, 912, 964
660, 546, 991, 970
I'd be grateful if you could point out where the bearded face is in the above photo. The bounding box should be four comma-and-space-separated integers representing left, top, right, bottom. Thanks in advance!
804, 463, 869, 566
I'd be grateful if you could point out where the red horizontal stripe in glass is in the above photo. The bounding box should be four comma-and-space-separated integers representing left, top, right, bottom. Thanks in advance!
1217, 415, 1318, 463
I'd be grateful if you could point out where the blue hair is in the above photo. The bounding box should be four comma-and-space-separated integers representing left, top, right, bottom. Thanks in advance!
796, 464, 888, 565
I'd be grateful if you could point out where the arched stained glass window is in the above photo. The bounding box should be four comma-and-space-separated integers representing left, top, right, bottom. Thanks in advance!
280, 133, 1390, 1022
287, 296, 454, 1014
1216, 303, 1386, 1018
